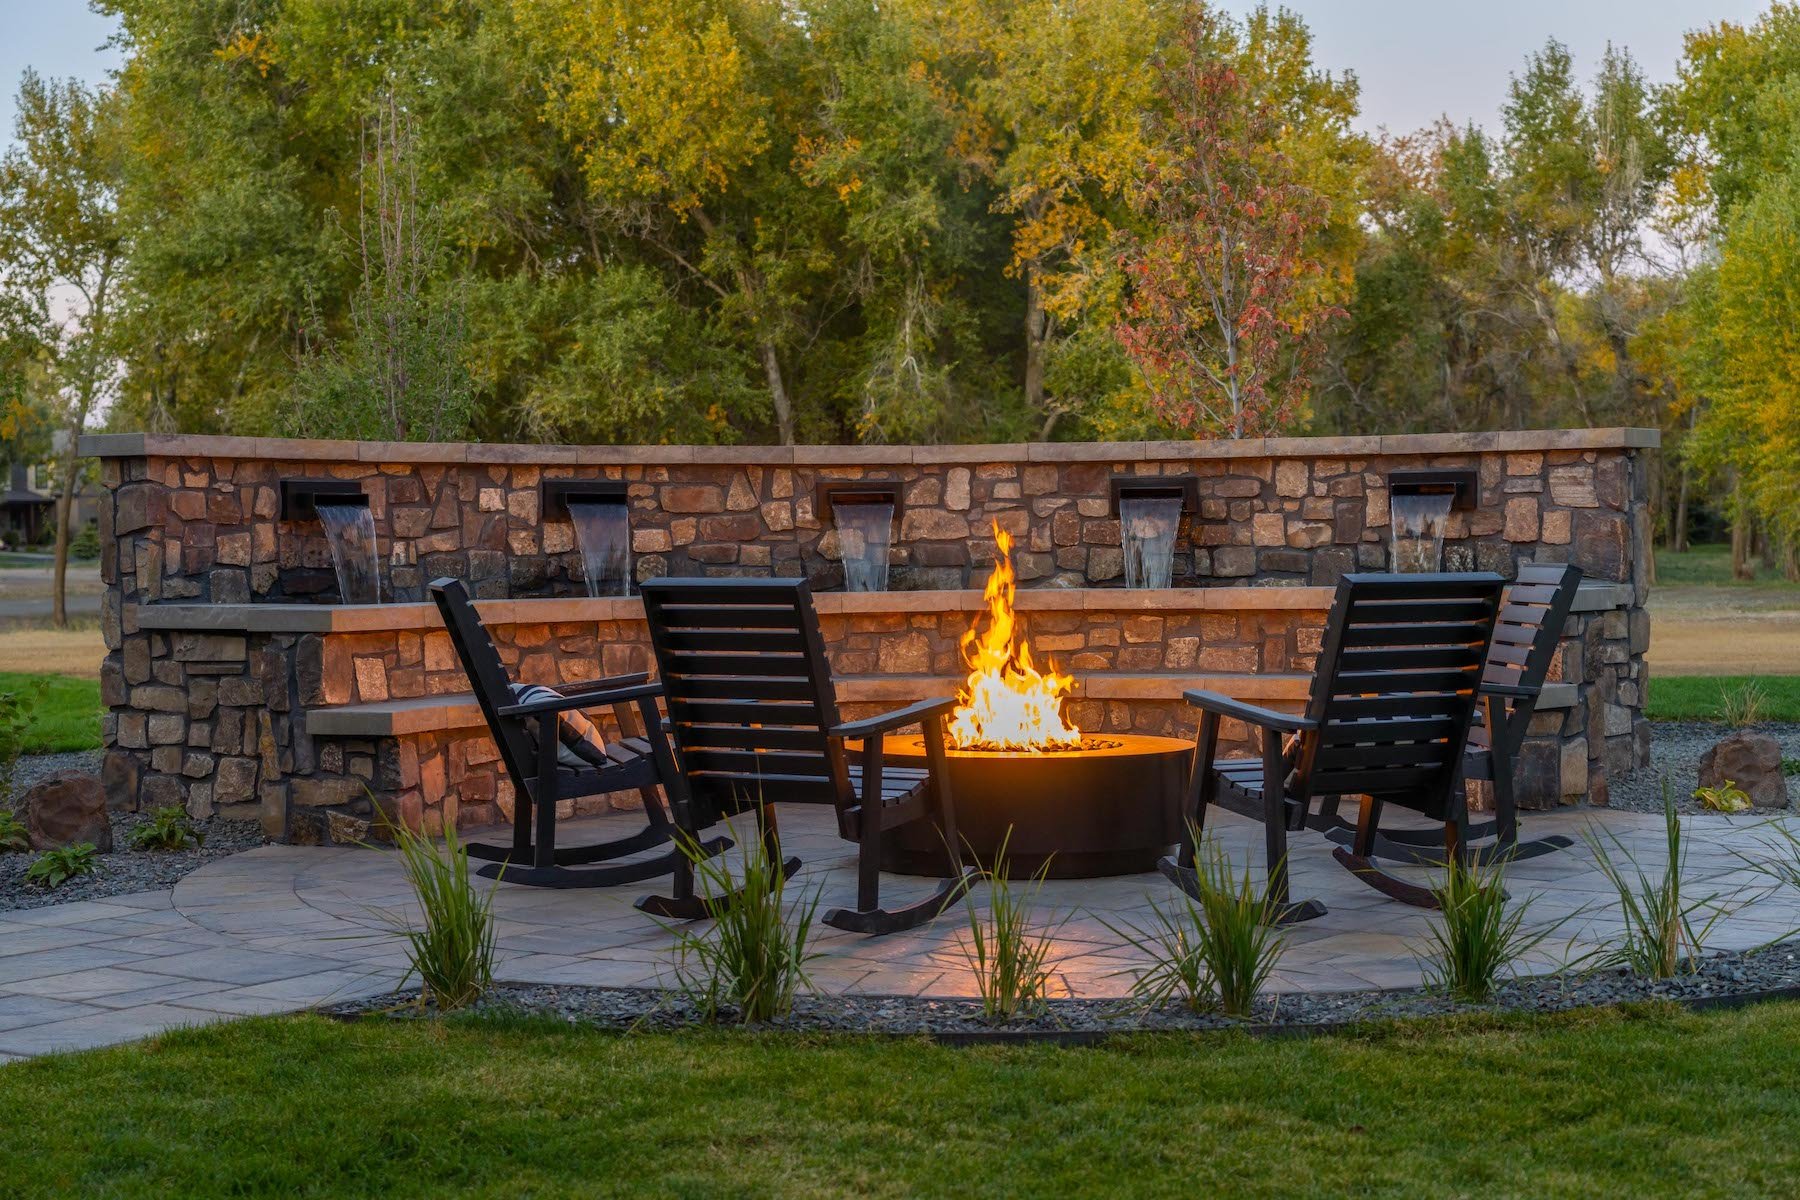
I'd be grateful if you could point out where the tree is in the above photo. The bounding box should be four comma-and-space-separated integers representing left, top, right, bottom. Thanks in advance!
1114, 6, 1342, 438
0, 73, 125, 625
289, 90, 475, 442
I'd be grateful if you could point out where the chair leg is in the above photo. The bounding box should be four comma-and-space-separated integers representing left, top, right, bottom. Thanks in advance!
1161, 711, 1219, 886
1332, 792, 1443, 909
637, 803, 798, 921
826, 717, 976, 936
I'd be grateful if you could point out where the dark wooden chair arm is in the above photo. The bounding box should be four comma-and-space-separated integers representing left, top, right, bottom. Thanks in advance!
551, 671, 651, 698
831, 696, 958, 741
1478, 680, 1540, 700
1183, 689, 1315, 734
498, 681, 663, 718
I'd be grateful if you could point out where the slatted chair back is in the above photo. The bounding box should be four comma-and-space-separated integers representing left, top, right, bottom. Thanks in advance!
639, 578, 853, 815
1295, 573, 1505, 820
430, 578, 539, 793
1483, 561, 1582, 700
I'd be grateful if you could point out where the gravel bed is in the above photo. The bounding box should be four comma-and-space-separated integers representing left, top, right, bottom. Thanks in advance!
1, 754, 269, 912
1608, 721, 1800, 815
325, 941, 1800, 1037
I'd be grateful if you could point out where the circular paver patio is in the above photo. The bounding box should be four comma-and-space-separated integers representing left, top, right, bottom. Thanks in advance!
174, 804, 1800, 1000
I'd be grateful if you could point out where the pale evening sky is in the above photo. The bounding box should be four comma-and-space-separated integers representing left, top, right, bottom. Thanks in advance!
0, 1, 1774, 147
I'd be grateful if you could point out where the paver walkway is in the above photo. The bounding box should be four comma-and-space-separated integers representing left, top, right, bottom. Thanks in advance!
3, 805, 1798, 1058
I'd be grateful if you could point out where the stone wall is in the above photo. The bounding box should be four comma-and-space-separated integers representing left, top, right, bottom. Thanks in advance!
84, 429, 1657, 842
86, 430, 1655, 603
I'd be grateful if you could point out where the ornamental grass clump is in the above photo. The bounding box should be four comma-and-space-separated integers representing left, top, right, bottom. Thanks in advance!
383, 819, 496, 1011
1417, 853, 1570, 1003
963, 828, 1066, 1022
1720, 679, 1768, 728
665, 829, 820, 1024
1105, 836, 1288, 1017
1584, 787, 1729, 979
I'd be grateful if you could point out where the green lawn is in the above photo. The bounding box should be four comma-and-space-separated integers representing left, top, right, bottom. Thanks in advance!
1656, 543, 1800, 590
1646, 675, 1800, 723
0, 672, 102, 754
3, 1005, 1800, 1197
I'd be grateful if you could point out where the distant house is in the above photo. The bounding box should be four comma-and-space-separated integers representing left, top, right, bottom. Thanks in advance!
0, 461, 101, 549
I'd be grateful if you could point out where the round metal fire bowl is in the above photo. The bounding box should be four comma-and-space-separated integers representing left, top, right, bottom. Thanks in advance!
876, 733, 1193, 879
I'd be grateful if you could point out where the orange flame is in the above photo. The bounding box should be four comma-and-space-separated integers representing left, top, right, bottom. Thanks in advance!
947, 524, 1082, 751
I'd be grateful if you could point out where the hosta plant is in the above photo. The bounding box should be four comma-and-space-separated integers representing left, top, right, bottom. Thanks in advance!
1693, 781, 1752, 814
0, 808, 28, 853
24, 843, 99, 889
130, 806, 206, 851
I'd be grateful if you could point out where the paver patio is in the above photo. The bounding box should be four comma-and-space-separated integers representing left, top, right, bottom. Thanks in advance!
2, 805, 1796, 1058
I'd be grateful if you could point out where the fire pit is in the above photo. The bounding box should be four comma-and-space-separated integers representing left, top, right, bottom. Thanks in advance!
877, 733, 1191, 878
876, 524, 1190, 878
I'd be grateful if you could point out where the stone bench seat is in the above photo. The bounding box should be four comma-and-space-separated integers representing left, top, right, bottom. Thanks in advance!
301, 672, 1326, 739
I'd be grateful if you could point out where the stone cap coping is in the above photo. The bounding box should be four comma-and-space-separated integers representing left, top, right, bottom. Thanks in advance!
303, 675, 1581, 738
132, 585, 1336, 634
1569, 582, 1632, 612
81, 427, 1659, 467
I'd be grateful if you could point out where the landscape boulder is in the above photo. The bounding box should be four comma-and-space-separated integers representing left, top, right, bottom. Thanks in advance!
1697, 732, 1790, 811
23, 770, 113, 852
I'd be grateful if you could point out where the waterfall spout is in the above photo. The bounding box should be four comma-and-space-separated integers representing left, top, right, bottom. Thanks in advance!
316, 502, 382, 604
834, 502, 895, 593
568, 498, 631, 597
1120, 496, 1183, 589
1390, 492, 1454, 572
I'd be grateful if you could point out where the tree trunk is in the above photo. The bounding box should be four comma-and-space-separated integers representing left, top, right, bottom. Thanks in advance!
51, 449, 78, 628
760, 341, 795, 446
1024, 267, 1048, 431
1671, 461, 1689, 553
1731, 479, 1754, 581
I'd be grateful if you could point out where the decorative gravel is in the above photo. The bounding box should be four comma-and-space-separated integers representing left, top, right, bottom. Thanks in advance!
1, 754, 269, 912
325, 940, 1800, 1038
1608, 721, 1800, 815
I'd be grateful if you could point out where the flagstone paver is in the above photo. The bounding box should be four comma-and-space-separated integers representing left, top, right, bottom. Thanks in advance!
2, 805, 1799, 1058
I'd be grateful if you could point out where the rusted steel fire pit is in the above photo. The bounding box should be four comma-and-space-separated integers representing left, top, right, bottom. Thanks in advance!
877, 733, 1191, 879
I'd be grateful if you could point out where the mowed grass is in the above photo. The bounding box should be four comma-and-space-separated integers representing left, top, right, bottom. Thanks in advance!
1646, 675, 1800, 723
1656, 543, 1800, 589
0, 672, 102, 754
3, 1005, 1800, 1198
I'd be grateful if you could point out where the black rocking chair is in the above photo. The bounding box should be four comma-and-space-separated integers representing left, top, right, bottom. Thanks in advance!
633, 577, 978, 936
429, 577, 728, 888
1323, 561, 1582, 866
1161, 572, 1505, 921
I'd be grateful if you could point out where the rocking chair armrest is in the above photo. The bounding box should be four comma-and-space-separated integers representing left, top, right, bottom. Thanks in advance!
1478, 680, 1540, 701
551, 671, 651, 698
497, 681, 663, 718
830, 696, 958, 741
1183, 689, 1315, 734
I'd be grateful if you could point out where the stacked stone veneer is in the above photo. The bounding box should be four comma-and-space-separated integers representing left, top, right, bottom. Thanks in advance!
84, 429, 1656, 842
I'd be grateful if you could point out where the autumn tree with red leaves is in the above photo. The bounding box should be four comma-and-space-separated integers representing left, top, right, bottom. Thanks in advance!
1115, 7, 1342, 439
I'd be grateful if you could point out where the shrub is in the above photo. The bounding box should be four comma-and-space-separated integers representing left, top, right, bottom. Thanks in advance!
1782, 757, 1799, 778
1584, 786, 1729, 978
24, 843, 98, 889
1417, 854, 1571, 1003
0, 684, 44, 802
69, 522, 100, 561
0, 808, 27, 853
129, 806, 205, 851
665, 829, 819, 1024
1720, 679, 1767, 727
1693, 781, 1752, 814
381, 819, 496, 1011
1106, 835, 1289, 1017
962, 829, 1065, 1022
